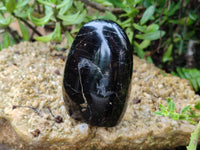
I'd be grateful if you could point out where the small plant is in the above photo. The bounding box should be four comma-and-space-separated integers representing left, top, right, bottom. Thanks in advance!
0, 0, 87, 49
155, 98, 200, 150
172, 68, 200, 93
0, 0, 166, 60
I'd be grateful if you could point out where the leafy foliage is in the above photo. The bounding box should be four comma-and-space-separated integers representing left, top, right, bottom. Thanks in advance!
0, 0, 166, 56
0, 0, 87, 49
155, 98, 200, 150
172, 68, 200, 92
155, 98, 200, 124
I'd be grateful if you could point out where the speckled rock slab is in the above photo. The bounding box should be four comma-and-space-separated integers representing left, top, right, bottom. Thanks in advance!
0, 42, 199, 150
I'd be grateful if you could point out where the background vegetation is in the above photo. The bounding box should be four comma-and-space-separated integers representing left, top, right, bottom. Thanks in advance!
0, 0, 200, 149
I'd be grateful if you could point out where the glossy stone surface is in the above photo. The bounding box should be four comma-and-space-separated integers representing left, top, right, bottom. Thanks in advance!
63, 19, 133, 127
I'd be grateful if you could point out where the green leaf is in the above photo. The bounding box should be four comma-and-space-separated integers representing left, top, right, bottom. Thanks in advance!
167, 98, 175, 112
164, 2, 180, 16
176, 68, 185, 79
5, 0, 16, 13
189, 12, 198, 21
133, 41, 145, 58
18, 21, 29, 41
146, 24, 159, 33
35, 33, 53, 42
0, 3, 6, 10
146, 56, 153, 63
189, 109, 196, 117
179, 114, 187, 120
29, 11, 53, 26
169, 113, 179, 120
195, 102, 200, 110
136, 30, 165, 40
37, 0, 54, 7
133, 23, 146, 32
182, 68, 191, 79
154, 111, 163, 116
188, 69, 199, 78
169, 17, 194, 26
140, 5, 155, 25
139, 40, 151, 49
132, 0, 142, 5
57, 0, 73, 9
181, 105, 191, 114
162, 44, 173, 63
52, 22, 61, 42
143, 0, 154, 7
93, 0, 113, 6
197, 77, 200, 88
175, 68, 200, 91
0, 14, 12, 28
75, 1, 85, 10
99, 11, 117, 21
189, 78, 198, 91
14, 7, 33, 18
2, 32, 10, 49
61, 10, 86, 25
16, 0, 31, 9
125, 27, 133, 44
159, 104, 168, 114
159, 70, 167, 77
57, 0, 73, 15
105, 0, 126, 10
35, 22, 61, 42
120, 18, 132, 28
181, 17, 195, 26
65, 31, 74, 47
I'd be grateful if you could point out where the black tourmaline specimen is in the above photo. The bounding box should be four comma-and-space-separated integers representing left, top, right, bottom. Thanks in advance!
63, 19, 133, 127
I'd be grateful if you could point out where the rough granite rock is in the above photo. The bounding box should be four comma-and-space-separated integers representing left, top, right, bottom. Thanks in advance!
0, 42, 200, 150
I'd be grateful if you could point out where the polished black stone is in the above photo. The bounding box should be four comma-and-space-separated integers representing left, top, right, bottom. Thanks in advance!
63, 19, 133, 127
